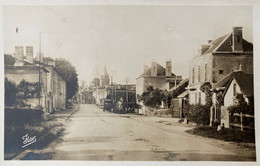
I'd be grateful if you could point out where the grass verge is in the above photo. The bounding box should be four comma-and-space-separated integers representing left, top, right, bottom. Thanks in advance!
4, 110, 66, 159
186, 126, 255, 143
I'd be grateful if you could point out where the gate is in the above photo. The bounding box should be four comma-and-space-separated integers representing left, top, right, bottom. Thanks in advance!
171, 99, 180, 117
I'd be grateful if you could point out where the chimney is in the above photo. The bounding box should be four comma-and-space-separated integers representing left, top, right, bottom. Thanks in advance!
144, 65, 149, 73
166, 61, 172, 77
232, 27, 243, 52
26, 46, 34, 63
201, 45, 211, 55
151, 62, 157, 76
14, 46, 24, 66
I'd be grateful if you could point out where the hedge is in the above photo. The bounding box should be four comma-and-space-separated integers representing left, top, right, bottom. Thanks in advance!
5, 108, 45, 126
183, 104, 210, 125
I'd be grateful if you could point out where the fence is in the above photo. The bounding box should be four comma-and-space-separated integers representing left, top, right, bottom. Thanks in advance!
221, 106, 254, 131
229, 112, 254, 131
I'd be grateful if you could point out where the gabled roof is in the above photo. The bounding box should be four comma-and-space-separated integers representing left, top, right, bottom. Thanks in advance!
203, 34, 230, 55
169, 78, 189, 91
178, 90, 189, 98
169, 78, 189, 98
213, 71, 253, 97
137, 62, 175, 79
198, 30, 253, 56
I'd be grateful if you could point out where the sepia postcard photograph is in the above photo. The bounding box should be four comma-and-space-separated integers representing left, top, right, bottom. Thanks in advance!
1, 0, 260, 166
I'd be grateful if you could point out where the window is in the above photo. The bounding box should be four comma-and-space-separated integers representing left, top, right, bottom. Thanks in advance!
219, 70, 224, 74
205, 64, 208, 81
192, 67, 195, 83
195, 92, 197, 104
198, 66, 201, 82
233, 83, 237, 96
198, 92, 201, 104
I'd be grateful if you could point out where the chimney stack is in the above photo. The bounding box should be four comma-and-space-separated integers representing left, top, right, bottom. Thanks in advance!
232, 27, 243, 52
14, 46, 24, 66
200, 45, 211, 55
151, 62, 157, 76
26, 46, 34, 63
166, 61, 172, 77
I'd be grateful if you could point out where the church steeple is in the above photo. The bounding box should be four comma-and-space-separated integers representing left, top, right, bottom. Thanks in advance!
104, 66, 109, 77
100, 65, 110, 86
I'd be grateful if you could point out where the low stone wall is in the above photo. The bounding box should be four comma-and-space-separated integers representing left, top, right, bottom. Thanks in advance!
140, 106, 172, 117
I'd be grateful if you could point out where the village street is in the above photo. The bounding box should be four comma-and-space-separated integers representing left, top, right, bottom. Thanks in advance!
28, 104, 253, 161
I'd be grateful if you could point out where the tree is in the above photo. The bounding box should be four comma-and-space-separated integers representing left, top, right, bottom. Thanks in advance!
55, 58, 79, 103
16, 80, 42, 99
88, 78, 100, 91
141, 86, 166, 108
165, 90, 173, 108
228, 94, 254, 115
5, 78, 17, 106
79, 80, 87, 92
200, 82, 212, 106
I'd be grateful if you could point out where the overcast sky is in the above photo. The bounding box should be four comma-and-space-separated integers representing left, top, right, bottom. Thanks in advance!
3, 6, 252, 84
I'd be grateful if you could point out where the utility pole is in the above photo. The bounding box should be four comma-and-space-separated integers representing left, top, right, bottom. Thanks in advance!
96, 84, 97, 104
126, 77, 128, 108
111, 76, 113, 97
38, 32, 41, 106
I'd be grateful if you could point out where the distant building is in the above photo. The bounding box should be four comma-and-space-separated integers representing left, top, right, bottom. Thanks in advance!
4, 46, 66, 112
79, 91, 94, 104
100, 66, 110, 86
169, 79, 189, 118
93, 87, 108, 105
107, 83, 136, 107
136, 61, 182, 104
93, 66, 110, 104
187, 27, 253, 105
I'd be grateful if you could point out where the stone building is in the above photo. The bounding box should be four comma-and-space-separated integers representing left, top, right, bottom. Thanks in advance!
212, 70, 253, 127
93, 87, 108, 105
107, 83, 136, 107
187, 27, 253, 105
92, 66, 110, 105
4, 46, 66, 112
136, 61, 182, 104
100, 66, 110, 86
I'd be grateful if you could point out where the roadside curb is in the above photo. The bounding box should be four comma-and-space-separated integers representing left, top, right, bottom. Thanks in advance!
65, 104, 80, 118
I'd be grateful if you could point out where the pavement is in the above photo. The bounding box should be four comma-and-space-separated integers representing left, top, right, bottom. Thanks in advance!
19, 104, 255, 161
52, 105, 79, 118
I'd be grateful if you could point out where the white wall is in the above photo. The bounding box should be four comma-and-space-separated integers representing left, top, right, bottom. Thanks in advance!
224, 79, 242, 106
136, 77, 144, 104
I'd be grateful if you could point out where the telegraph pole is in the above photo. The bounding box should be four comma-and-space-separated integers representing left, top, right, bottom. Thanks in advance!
38, 32, 41, 106
126, 77, 128, 108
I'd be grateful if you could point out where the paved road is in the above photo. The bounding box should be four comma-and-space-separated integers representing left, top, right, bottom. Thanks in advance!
50, 104, 255, 161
